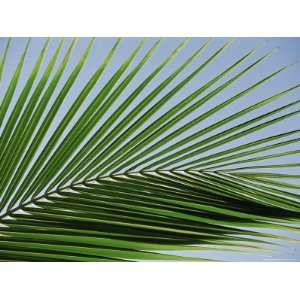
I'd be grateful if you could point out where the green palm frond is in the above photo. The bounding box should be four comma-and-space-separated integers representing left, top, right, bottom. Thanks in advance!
0, 37, 299, 261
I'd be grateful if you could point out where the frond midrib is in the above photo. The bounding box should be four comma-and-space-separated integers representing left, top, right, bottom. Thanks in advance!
0, 169, 212, 221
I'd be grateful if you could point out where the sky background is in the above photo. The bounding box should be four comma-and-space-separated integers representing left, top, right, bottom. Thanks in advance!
0, 37, 299, 261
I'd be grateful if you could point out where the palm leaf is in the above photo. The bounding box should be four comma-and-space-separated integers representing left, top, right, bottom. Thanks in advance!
0, 37, 299, 261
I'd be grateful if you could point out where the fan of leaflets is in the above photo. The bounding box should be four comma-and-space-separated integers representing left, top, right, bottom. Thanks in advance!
0, 37, 299, 261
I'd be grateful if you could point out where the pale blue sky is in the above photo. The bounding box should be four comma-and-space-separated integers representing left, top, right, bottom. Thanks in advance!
1, 37, 300, 170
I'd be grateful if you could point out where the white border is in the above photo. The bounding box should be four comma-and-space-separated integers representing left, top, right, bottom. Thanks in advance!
0, 0, 300, 36
0, 262, 299, 299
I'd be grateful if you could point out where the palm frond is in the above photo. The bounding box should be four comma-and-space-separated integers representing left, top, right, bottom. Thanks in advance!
0, 37, 299, 261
